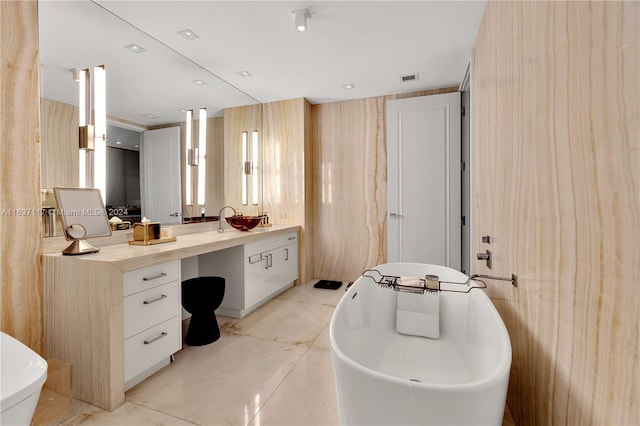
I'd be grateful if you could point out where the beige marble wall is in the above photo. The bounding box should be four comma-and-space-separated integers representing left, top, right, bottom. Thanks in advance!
311, 87, 457, 282
262, 98, 313, 284
0, 0, 43, 352
41, 99, 79, 189
205, 117, 225, 217
474, 1, 639, 424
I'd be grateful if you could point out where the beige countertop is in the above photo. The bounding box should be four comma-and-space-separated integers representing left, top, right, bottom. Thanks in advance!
43, 224, 300, 272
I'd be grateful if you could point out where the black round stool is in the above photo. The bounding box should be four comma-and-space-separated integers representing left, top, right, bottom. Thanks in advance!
181, 276, 226, 346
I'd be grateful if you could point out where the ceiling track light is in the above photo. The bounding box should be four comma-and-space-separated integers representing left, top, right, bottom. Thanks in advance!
293, 9, 309, 32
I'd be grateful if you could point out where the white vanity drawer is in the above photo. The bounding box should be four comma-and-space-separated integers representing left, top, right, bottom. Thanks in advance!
123, 281, 180, 339
124, 316, 181, 382
244, 232, 297, 257
123, 261, 180, 296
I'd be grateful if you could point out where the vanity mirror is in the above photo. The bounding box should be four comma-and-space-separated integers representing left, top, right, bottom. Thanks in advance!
38, 0, 262, 231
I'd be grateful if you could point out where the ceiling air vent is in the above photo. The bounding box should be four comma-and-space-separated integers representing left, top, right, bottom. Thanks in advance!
401, 73, 419, 83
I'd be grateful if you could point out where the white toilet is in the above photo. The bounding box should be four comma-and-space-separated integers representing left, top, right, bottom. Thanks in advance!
0, 332, 48, 426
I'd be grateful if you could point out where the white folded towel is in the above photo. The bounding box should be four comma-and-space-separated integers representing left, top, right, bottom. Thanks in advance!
396, 290, 440, 339
397, 276, 423, 293
397, 276, 421, 286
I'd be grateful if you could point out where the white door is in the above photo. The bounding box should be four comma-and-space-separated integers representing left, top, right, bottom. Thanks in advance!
387, 92, 461, 269
141, 127, 182, 225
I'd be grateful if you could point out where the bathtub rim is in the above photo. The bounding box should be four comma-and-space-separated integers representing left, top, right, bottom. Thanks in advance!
329, 264, 512, 391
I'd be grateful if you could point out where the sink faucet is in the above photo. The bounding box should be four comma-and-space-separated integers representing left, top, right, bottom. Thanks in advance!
218, 206, 237, 233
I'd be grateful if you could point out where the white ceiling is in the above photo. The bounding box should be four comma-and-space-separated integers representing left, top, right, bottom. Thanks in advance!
39, 0, 486, 126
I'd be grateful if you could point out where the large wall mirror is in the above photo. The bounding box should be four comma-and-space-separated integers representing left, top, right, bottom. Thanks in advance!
39, 0, 261, 233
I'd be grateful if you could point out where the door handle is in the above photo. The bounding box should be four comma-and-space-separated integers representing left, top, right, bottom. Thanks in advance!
389, 213, 403, 218
285, 248, 289, 261
169, 212, 180, 217
144, 332, 168, 345
477, 250, 492, 269
143, 294, 167, 305
142, 272, 167, 281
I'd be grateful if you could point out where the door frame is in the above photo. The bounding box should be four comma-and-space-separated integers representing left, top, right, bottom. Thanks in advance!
141, 126, 182, 224
459, 50, 475, 275
386, 92, 462, 269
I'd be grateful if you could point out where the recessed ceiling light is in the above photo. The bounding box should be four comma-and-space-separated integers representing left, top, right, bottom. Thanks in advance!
134, 144, 139, 148
178, 108, 188, 112
343, 83, 355, 89
177, 29, 199, 40
116, 140, 122, 145
142, 113, 159, 119
192, 79, 207, 86
125, 44, 146, 53
239, 71, 252, 77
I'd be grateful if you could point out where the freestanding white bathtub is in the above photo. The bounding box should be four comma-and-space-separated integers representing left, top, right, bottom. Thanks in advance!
330, 263, 511, 425
0, 332, 48, 426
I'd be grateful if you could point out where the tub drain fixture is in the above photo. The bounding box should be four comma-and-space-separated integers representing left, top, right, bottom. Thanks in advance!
409, 378, 421, 383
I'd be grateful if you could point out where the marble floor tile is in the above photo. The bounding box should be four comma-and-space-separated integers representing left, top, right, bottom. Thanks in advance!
277, 280, 347, 307
44, 282, 518, 426
310, 324, 331, 352
221, 299, 334, 347
59, 401, 195, 426
250, 348, 339, 426
126, 334, 307, 426
40, 397, 90, 426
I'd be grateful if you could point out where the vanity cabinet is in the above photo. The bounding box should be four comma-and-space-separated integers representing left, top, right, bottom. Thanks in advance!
244, 234, 298, 309
200, 232, 299, 318
122, 261, 182, 390
43, 224, 300, 411
43, 258, 182, 411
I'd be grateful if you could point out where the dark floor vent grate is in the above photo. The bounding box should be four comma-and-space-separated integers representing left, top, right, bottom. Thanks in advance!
401, 73, 419, 82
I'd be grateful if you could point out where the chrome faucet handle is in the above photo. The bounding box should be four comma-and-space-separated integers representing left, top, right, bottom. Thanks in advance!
217, 206, 237, 233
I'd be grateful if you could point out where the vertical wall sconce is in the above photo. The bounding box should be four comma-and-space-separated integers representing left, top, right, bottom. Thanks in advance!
241, 131, 248, 206
240, 130, 259, 206
185, 107, 207, 206
185, 109, 194, 206
197, 107, 207, 205
78, 68, 90, 189
251, 130, 259, 206
78, 65, 106, 202
93, 65, 106, 202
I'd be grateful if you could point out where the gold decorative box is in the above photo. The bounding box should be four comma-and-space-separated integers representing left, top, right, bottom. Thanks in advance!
109, 221, 131, 231
132, 222, 161, 242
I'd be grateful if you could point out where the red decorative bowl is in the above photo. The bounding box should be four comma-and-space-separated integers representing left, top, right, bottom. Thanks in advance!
225, 215, 262, 231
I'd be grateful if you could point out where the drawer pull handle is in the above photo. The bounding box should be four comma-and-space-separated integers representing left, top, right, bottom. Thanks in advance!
144, 332, 168, 345
142, 272, 167, 281
249, 254, 264, 264
288, 236, 296, 240
285, 248, 289, 261
143, 294, 167, 305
